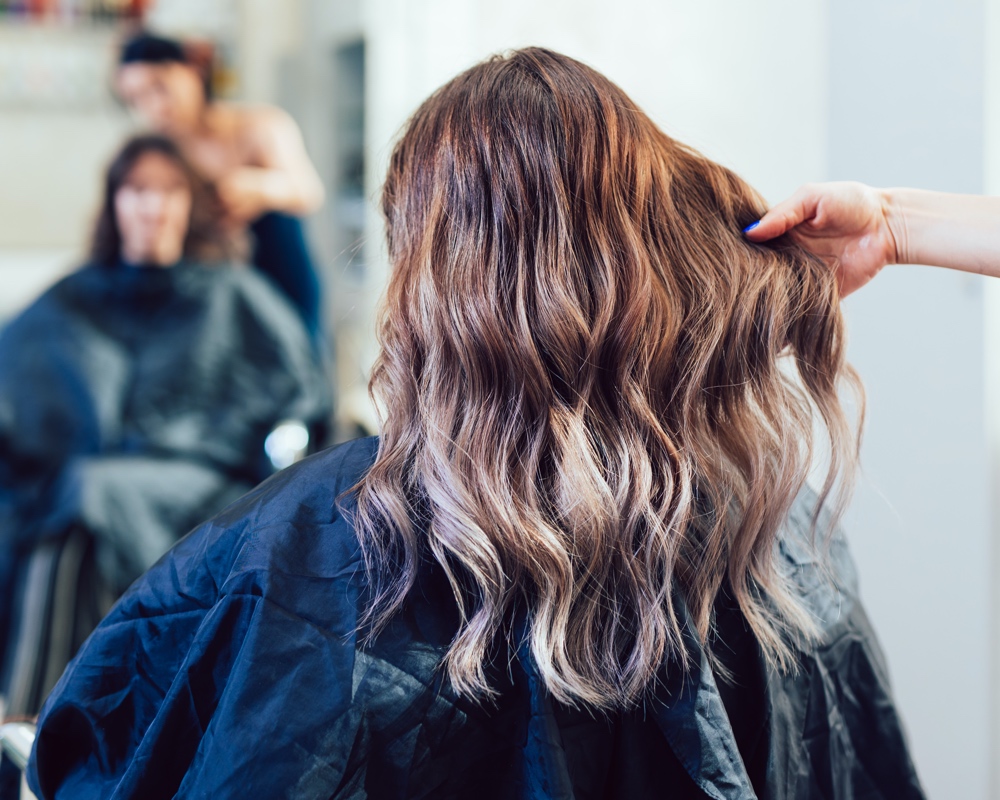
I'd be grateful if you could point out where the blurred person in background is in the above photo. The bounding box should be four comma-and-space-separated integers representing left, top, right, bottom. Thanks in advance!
0, 135, 330, 724
30, 51, 922, 800
116, 32, 328, 344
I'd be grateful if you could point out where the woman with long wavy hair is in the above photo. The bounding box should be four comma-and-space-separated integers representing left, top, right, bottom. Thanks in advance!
29, 49, 923, 799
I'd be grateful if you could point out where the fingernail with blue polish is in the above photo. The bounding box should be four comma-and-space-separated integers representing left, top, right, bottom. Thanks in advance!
742, 221, 760, 234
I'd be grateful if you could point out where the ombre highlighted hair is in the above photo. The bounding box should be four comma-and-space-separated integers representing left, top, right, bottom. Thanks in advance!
353, 48, 861, 709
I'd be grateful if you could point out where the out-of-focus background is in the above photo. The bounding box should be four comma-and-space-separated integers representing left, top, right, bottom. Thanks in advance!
1, 0, 998, 796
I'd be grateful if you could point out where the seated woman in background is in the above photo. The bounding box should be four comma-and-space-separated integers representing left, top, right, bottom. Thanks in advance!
0, 135, 330, 719
116, 32, 328, 343
30, 51, 921, 799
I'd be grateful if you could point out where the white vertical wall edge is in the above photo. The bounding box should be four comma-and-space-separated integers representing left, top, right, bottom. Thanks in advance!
985, 0, 1000, 795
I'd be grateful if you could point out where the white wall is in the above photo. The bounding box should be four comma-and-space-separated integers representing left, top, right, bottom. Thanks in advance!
0, 24, 128, 320
985, 0, 1000, 795
829, 2, 990, 798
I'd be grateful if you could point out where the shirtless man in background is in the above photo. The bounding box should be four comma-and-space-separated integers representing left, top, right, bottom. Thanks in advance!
116, 33, 327, 339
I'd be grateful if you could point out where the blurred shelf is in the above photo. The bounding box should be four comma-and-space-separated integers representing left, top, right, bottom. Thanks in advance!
0, 0, 150, 27
0, 19, 122, 110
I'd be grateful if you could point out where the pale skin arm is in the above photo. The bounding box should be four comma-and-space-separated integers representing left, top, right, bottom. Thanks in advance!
216, 106, 326, 222
743, 182, 1000, 296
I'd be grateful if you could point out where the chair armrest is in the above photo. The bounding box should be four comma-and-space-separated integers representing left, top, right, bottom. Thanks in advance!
264, 420, 311, 470
0, 722, 36, 772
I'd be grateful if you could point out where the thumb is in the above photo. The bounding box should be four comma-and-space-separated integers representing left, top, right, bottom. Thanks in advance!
742, 187, 820, 242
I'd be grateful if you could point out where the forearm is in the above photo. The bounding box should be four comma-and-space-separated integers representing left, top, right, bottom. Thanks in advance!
883, 188, 1000, 277
239, 166, 325, 217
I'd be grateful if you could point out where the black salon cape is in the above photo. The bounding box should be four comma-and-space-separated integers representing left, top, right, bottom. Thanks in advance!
28, 437, 924, 800
0, 261, 330, 648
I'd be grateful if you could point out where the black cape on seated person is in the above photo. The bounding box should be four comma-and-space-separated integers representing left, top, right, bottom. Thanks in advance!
29, 437, 925, 800
0, 260, 331, 713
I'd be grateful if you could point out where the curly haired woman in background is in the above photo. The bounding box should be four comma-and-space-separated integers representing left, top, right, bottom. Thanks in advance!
29, 49, 922, 799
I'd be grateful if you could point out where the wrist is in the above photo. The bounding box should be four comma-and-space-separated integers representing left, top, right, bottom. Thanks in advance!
257, 170, 283, 205
879, 187, 908, 265
257, 169, 298, 211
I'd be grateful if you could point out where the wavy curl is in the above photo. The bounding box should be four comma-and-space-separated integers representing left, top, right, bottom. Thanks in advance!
353, 48, 862, 709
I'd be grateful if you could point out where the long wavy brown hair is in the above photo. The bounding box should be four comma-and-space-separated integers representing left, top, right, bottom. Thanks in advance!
354, 48, 861, 709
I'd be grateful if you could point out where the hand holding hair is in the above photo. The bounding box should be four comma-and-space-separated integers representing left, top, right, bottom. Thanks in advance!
742, 182, 897, 297
744, 181, 1000, 294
